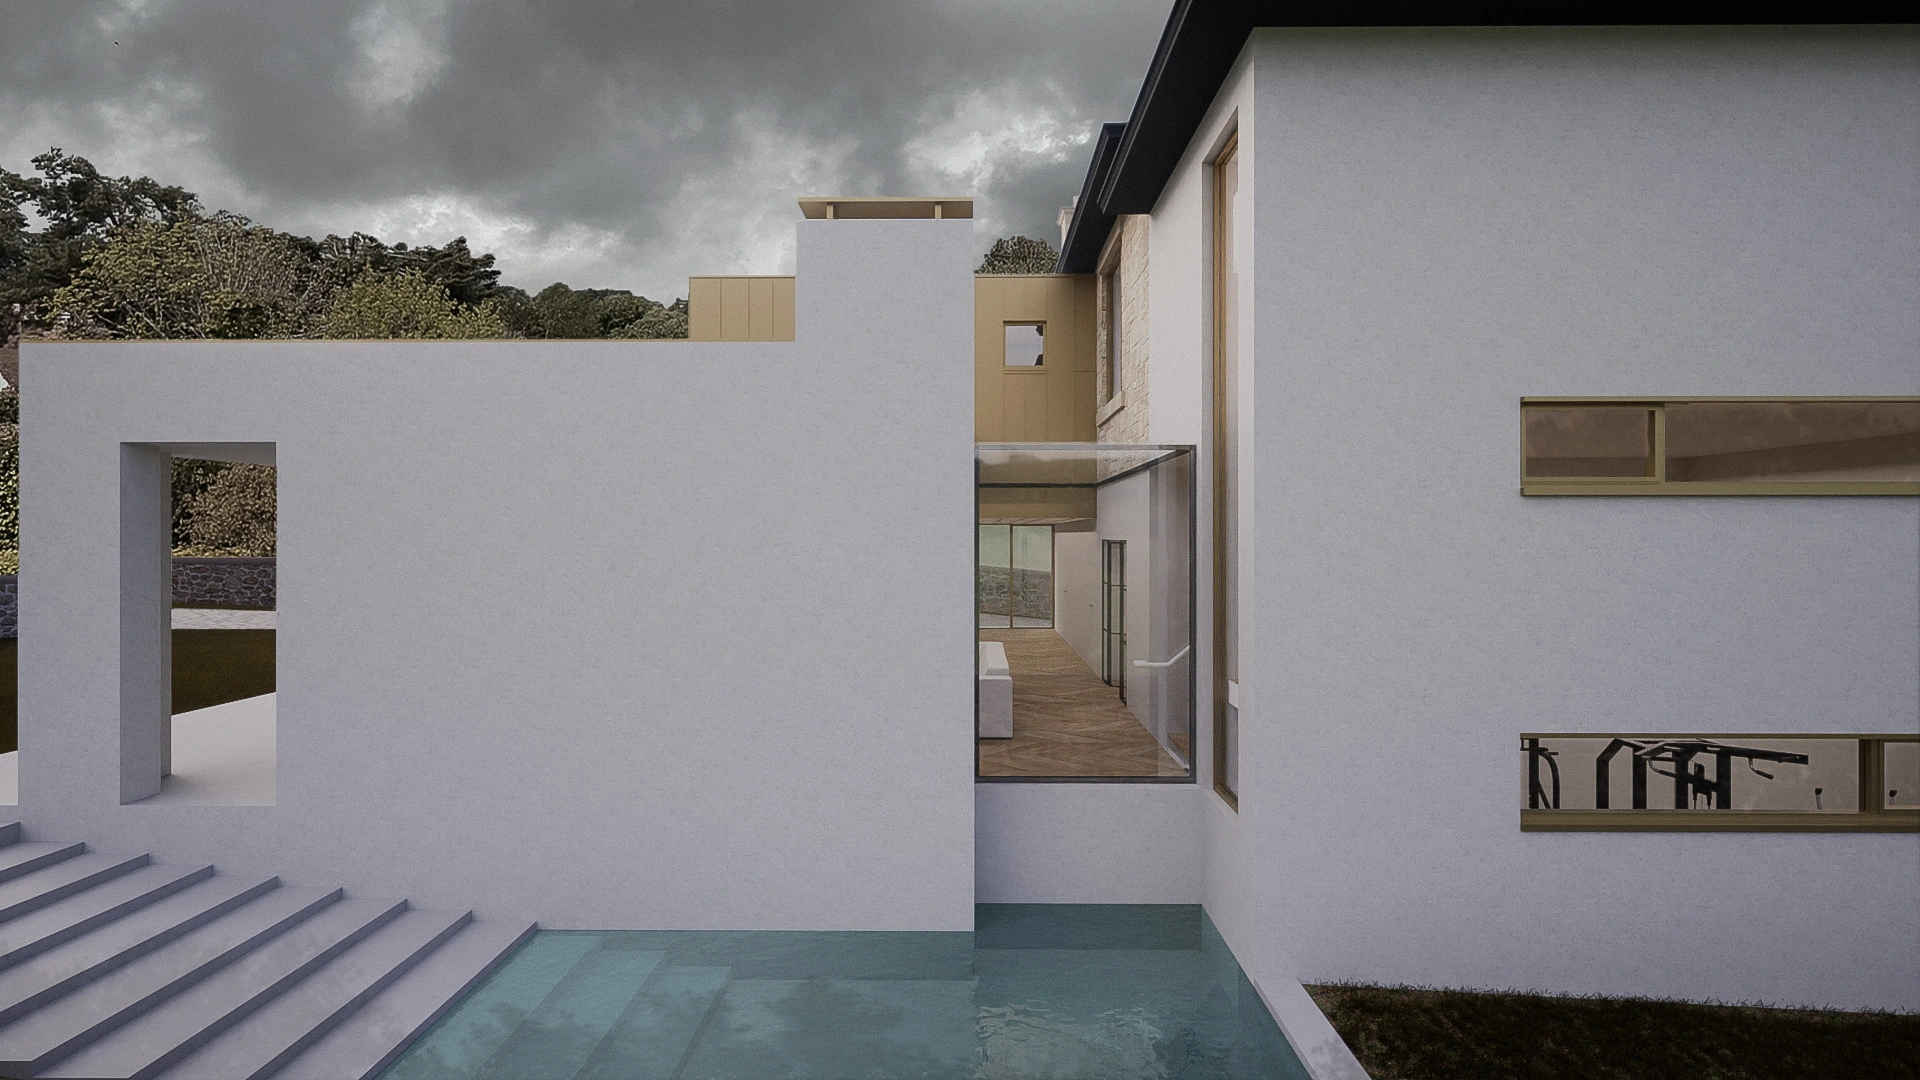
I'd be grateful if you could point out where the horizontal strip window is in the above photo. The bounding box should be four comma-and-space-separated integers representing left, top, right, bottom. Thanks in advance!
1521, 398, 1920, 495
1521, 734, 1918, 832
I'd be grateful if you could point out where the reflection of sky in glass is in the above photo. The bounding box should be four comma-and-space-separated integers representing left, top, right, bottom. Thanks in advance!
1524, 738, 1862, 812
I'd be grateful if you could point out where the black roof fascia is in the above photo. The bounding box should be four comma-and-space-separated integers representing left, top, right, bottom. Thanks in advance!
1055, 124, 1126, 273
1058, 0, 1912, 273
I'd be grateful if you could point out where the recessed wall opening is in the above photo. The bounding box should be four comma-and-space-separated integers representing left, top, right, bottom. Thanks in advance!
1003, 322, 1045, 367
120, 442, 276, 806
976, 443, 1193, 781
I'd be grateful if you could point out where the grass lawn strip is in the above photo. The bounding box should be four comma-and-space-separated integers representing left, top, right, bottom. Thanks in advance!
0, 630, 274, 754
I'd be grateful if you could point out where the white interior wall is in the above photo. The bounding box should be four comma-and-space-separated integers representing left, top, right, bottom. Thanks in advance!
1097, 474, 1154, 736
1246, 26, 1920, 1010
19, 217, 978, 931
1053, 528, 1103, 672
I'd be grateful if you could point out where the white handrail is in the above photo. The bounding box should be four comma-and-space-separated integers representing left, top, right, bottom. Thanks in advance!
1132, 645, 1191, 669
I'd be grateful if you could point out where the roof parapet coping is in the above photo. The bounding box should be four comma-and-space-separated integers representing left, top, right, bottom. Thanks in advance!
798, 196, 973, 220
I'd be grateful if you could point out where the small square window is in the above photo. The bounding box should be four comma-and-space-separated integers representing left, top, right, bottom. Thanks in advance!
1004, 323, 1044, 367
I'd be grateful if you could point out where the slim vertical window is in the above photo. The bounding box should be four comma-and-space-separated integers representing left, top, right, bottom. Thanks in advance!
1101, 539, 1126, 701
1212, 133, 1240, 807
1103, 269, 1122, 403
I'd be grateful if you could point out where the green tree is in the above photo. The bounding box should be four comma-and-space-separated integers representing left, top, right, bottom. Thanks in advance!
977, 235, 1060, 275
50, 214, 317, 339
183, 463, 276, 556
614, 298, 689, 339
321, 270, 506, 340
0, 149, 199, 335
0, 416, 16, 556
171, 458, 232, 549
487, 285, 542, 338
531, 282, 598, 338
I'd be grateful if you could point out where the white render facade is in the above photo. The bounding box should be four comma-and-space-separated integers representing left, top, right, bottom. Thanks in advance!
20, 218, 979, 933
1110, 24, 1918, 1011
10, 14, 1918, 1043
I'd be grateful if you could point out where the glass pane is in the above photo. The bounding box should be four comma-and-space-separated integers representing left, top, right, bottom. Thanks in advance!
1523, 408, 1653, 478
1010, 525, 1052, 627
1216, 141, 1240, 798
1004, 323, 1044, 367
977, 524, 1010, 628
1522, 737, 1859, 812
1104, 273, 1121, 401
1885, 741, 1919, 809
1666, 401, 1920, 482
976, 443, 1187, 486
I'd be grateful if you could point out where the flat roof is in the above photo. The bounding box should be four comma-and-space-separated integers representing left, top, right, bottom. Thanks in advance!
798, 197, 973, 220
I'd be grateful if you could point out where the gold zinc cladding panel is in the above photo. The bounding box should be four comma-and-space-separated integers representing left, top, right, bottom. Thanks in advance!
686, 271, 1098, 444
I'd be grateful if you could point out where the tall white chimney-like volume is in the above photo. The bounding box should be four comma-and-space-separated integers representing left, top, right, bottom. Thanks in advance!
1057, 195, 1078, 248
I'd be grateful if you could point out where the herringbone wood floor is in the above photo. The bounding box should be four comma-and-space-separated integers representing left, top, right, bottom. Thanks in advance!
976, 628, 1189, 778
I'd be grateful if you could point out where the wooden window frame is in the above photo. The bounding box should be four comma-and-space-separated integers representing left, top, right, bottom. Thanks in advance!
1211, 131, 1240, 811
1522, 397, 1920, 495
1520, 733, 1919, 833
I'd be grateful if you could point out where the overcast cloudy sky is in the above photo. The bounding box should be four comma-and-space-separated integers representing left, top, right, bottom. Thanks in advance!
2, 0, 1168, 299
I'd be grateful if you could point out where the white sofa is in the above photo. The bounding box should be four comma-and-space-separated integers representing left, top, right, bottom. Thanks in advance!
978, 640, 1013, 738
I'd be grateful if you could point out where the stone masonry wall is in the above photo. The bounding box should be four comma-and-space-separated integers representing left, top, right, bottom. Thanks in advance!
1, 558, 277, 637
976, 565, 1054, 622
172, 557, 276, 609
1097, 214, 1152, 446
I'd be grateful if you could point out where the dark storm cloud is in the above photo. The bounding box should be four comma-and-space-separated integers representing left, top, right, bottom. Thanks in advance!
0, 0, 1168, 297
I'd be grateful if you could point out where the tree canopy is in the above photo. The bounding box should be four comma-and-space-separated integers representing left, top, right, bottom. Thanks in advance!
2, 149, 686, 343
977, 235, 1060, 275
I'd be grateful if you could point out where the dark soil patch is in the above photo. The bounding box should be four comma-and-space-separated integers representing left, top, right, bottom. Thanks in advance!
1306, 983, 1920, 1080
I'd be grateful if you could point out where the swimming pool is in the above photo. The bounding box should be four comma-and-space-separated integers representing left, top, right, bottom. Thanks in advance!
378, 904, 1312, 1079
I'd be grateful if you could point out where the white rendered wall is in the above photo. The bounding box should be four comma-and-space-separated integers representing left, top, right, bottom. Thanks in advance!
1053, 529, 1103, 673
1243, 27, 1919, 1010
975, 783, 1200, 903
1149, 49, 1260, 964
19, 217, 978, 931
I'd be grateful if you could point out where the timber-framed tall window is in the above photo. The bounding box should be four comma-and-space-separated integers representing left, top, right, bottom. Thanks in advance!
1211, 132, 1240, 808
1522, 398, 1920, 495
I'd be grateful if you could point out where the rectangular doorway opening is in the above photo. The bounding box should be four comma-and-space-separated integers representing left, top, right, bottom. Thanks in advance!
118, 442, 277, 806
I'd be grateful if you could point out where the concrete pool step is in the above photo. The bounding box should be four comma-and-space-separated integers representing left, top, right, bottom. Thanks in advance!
154, 908, 472, 1080
265, 918, 535, 1080
0, 852, 155, 932
0, 843, 88, 887
0, 885, 343, 1075
0, 875, 281, 1030
41, 898, 408, 1079
0, 861, 213, 972
0, 821, 534, 1079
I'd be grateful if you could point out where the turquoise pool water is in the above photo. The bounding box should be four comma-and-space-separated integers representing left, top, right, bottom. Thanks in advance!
379, 904, 1311, 1080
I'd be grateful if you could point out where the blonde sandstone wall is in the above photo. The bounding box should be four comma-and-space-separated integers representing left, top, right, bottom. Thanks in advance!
1099, 214, 1152, 445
